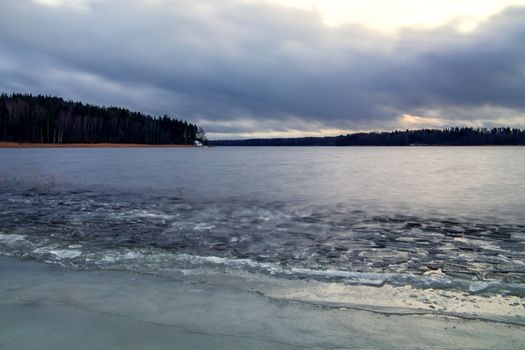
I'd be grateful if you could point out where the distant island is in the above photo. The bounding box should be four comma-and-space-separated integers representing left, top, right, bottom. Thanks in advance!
211, 128, 525, 146
0, 93, 205, 145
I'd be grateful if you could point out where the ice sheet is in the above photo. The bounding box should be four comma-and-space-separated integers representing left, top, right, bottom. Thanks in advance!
1, 256, 524, 350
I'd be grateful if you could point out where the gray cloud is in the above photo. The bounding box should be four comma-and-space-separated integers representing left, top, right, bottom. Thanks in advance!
0, 0, 524, 138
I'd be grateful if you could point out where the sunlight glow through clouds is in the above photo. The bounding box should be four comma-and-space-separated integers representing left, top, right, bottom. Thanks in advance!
33, 0, 94, 9
260, 0, 525, 31
34, 0, 525, 32
400, 114, 446, 128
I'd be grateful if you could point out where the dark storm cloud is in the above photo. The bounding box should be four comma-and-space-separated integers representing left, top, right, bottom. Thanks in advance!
0, 0, 524, 137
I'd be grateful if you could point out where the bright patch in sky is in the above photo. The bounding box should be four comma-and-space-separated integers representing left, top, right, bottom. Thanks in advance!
262, 0, 525, 30
400, 114, 446, 128
32, 0, 94, 9
34, 0, 525, 32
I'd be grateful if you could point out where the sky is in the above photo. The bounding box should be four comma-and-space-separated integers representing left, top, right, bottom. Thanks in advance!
1, 0, 524, 139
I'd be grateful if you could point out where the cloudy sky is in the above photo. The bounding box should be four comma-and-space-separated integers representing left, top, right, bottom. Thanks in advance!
1, 0, 524, 139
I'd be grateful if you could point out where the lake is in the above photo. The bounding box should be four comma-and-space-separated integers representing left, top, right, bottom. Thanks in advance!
1, 146, 525, 348
0, 147, 524, 292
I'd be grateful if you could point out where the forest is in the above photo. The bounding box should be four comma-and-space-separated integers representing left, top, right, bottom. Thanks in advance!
0, 93, 201, 145
211, 127, 525, 146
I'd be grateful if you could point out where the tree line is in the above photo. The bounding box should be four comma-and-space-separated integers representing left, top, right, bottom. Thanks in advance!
334, 128, 525, 146
210, 136, 337, 146
210, 127, 525, 146
0, 93, 202, 145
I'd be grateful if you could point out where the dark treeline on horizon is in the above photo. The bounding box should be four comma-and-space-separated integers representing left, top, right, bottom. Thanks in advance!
0, 93, 200, 144
211, 127, 525, 146
211, 136, 337, 146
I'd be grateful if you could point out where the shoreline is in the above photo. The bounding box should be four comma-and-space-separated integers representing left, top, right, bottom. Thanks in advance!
1, 230, 523, 325
0, 142, 195, 148
1, 255, 524, 349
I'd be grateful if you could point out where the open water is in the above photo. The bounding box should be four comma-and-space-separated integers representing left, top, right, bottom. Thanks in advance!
0, 147, 524, 295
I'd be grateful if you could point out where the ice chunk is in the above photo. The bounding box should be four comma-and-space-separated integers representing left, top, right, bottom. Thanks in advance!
50, 249, 82, 259
469, 281, 490, 293
0, 234, 26, 244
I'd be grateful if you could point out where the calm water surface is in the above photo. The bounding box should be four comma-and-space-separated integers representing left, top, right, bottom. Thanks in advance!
1, 147, 524, 294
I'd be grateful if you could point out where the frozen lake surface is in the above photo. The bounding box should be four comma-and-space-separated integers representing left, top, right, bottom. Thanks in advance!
1, 256, 524, 349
